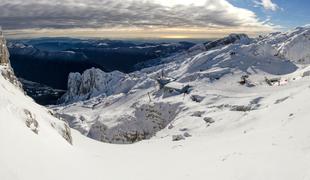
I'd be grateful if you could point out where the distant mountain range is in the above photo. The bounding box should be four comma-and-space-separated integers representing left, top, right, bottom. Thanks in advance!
3, 27, 310, 180
8, 38, 195, 90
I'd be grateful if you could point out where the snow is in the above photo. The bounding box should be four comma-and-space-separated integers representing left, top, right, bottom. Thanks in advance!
164, 81, 188, 90
60, 68, 151, 103
3, 26, 310, 179
54, 26, 310, 146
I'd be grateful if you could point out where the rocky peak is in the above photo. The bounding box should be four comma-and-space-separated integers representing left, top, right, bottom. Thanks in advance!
60, 68, 148, 104
203, 33, 251, 51
0, 29, 23, 89
0, 30, 9, 65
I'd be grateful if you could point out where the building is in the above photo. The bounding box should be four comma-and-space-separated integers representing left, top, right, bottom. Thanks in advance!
156, 77, 175, 89
164, 82, 191, 94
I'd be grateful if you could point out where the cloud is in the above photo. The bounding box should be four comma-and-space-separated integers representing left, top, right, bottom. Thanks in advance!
254, 0, 279, 11
0, 0, 274, 32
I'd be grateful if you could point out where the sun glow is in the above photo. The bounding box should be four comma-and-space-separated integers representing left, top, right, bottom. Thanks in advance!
160, 35, 191, 39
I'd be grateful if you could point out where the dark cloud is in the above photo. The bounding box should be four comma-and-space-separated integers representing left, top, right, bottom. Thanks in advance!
0, 0, 269, 30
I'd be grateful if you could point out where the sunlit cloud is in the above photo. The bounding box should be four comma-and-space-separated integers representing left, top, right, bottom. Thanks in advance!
0, 0, 277, 38
254, 0, 279, 11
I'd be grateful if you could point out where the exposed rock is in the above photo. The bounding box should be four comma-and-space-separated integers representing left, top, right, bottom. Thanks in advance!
179, 128, 189, 132
239, 75, 255, 87
168, 124, 174, 129
60, 68, 153, 103
61, 123, 73, 145
0, 33, 9, 65
190, 95, 204, 103
191, 111, 205, 117
230, 105, 253, 112
86, 102, 181, 144
275, 97, 289, 104
24, 109, 39, 134
183, 132, 192, 137
203, 34, 250, 51
302, 70, 310, 77
1, 67, 23, 89
172, 134, 185, 141
0, 32, 23, 89
203, 117, 215, 124
210, 103, 259, 112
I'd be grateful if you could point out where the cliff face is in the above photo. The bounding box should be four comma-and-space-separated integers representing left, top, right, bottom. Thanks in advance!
0, 32, 10, 65
0, 32, 23, 89
60, 67, 154, 104
0, 38, 9, 65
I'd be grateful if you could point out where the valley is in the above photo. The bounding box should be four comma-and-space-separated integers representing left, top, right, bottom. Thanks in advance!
2, 26, 310, 180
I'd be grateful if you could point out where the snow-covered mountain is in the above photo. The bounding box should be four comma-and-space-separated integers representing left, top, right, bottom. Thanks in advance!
55, 26, 310, 144
8, 38, 195, 90
3, 27, 310, 180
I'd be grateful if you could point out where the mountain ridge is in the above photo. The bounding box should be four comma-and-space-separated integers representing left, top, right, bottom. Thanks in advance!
54, 26, 310, 144
3, 26, 310, 180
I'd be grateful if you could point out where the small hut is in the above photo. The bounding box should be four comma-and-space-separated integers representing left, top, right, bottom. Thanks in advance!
164, 82, 191, 94
265, 77, 281, 86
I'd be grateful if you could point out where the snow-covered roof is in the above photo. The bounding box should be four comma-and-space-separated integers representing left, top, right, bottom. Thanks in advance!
164, 82, 189, 91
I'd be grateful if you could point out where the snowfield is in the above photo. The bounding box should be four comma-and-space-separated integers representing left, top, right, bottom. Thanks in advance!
2, 26, 310, 180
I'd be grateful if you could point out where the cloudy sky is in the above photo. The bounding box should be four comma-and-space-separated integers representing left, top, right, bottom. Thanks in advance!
0, 0, 309, 39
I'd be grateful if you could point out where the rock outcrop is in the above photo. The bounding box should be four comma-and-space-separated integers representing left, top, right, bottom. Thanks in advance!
60, 68, 154, 103
0, 29, 72, 145
203, 33, 251, 51
0, 31, 9, 65
0, 30, 23, 89
86, 102, 181, 144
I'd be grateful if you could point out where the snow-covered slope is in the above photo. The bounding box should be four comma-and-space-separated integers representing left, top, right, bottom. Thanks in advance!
256, 26, 310, 63
0, 33, 71, 143
55, 27, 310, 144
4, 27, 310, 180
0, 34, 85, 179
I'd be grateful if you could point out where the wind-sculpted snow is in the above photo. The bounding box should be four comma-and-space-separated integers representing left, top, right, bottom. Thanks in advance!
177, 42, 298, 80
